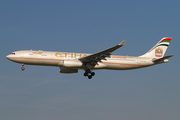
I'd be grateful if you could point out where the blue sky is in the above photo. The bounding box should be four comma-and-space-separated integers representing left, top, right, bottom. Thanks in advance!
0, 0, 179, 120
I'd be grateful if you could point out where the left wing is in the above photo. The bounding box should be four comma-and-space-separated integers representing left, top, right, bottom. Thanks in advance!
79, 40, 126, 65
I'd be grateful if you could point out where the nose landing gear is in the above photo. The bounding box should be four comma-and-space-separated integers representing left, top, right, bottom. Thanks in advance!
84, 69, 95, 79
21, 64, 25, 71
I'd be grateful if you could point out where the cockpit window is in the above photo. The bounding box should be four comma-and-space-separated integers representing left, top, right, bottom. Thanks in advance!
11, 53, 15, 55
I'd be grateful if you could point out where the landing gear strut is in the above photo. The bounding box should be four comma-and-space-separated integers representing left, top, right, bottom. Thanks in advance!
21, 64, 25, 71
84, 69, 95, 79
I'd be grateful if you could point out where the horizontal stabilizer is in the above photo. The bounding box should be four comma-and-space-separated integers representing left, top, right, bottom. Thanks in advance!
153, 55, 174, 63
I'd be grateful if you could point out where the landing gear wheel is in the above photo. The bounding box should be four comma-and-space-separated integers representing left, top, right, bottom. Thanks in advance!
88, 75, 92, 79
84, 72, 88, 77
21, 64, 25, 71
91, 72, 95, 76
84, 69, 95, 79
21, 67, 25, 71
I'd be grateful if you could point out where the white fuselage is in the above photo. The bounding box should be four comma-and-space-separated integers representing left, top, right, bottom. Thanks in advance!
6, 50, 155, 70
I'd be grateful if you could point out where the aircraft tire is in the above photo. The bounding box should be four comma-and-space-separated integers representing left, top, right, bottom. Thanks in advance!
21, 67, 25, 71
84, 72, 88, 77
91, 72, 95, 76
88, 75, 92, 79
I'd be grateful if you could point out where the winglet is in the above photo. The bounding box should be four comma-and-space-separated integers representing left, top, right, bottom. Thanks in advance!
118, 40, 126, 46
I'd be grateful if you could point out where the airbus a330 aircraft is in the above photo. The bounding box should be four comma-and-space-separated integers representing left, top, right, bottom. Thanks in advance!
6, 37, 173, 79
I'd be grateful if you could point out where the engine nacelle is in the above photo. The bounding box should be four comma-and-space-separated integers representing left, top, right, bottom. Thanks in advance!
63, 60, 83, 68
59, 67, 78, 73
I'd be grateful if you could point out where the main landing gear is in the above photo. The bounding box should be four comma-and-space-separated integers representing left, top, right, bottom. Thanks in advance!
21, 64, 25, 71
84, 69, 95, 79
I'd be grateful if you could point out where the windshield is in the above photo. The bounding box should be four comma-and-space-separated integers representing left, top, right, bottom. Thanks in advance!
11, 53, 15, 55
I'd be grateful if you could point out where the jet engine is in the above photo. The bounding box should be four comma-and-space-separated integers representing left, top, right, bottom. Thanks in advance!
59, 67, 78, 73
63, 60, 83, 68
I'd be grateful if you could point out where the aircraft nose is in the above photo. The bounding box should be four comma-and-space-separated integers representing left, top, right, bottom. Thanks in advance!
6, 55, 10, 59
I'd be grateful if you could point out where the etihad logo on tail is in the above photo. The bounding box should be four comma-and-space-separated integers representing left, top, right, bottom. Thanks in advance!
155, 48, 163, 57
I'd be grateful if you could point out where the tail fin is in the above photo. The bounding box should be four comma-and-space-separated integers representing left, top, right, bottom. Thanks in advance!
140, 37, 172, 58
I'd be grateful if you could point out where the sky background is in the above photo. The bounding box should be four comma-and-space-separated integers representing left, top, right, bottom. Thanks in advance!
0, 0, 179, 120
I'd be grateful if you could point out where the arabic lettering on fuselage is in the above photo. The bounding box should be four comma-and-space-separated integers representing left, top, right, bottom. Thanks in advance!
33, 52, 43, 55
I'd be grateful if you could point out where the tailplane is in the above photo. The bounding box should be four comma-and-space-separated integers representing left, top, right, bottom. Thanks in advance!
153, 55, 174, 63
140, 37, 172, 58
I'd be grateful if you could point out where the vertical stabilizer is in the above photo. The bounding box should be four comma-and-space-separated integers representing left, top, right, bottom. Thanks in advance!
140, 37, 172, 58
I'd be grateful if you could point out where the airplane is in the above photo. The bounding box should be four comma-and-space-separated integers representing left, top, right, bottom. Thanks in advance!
6, 37, 173, 79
